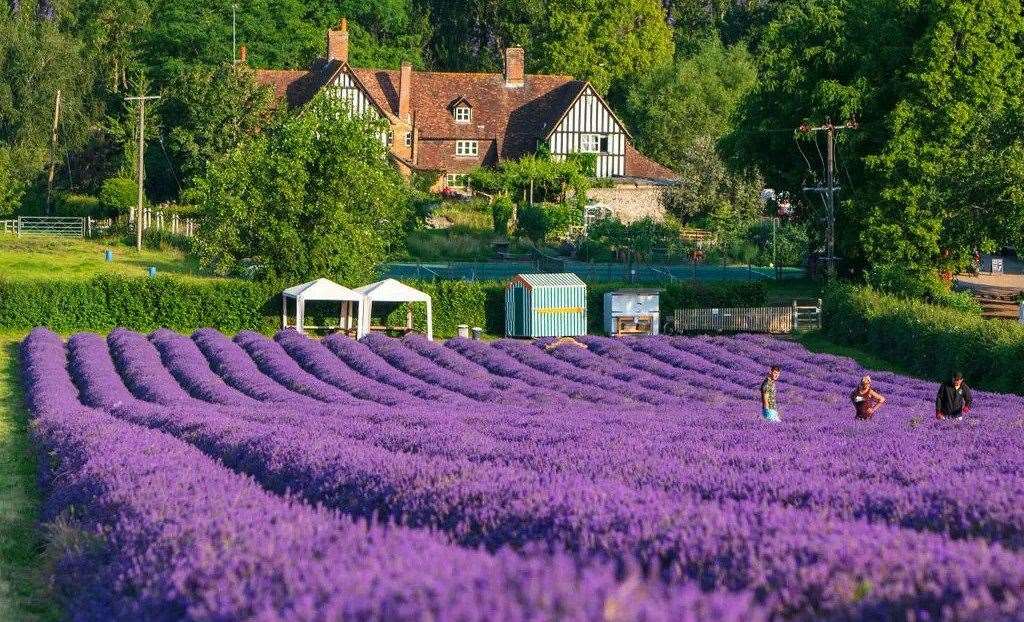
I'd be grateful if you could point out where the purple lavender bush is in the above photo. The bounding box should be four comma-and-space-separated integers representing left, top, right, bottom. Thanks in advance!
20, 327, 1024, 620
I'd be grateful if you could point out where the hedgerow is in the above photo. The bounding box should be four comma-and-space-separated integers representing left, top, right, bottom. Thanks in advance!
0, 274, 767, 338
823, 284, 1024, 393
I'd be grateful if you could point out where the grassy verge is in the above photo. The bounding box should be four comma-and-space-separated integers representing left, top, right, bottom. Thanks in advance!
0, 235, 210, 281
0, 334, 59, 621
795, 330, 913, 377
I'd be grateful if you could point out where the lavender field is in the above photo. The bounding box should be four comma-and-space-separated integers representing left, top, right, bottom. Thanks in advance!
20, 327, 1024, 621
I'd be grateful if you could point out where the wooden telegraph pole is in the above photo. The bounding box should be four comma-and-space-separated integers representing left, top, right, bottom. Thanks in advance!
125, 94, 161, 251
45, 89, 62, 215
799, 118, 858, 279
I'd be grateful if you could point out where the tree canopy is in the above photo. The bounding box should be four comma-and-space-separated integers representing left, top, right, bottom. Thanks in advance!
187, 96, 414, 283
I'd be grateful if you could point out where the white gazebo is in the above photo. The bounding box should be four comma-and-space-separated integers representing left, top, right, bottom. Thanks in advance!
355, 278, 433, 341
282, 278, 367, 336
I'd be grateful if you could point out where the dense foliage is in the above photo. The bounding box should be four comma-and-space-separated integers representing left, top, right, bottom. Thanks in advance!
22, 325, 1024, 618
187, 97, 414, 282
824, 283, 1024, 392
729, 0, 1024, 272
1, 0, 1020, 274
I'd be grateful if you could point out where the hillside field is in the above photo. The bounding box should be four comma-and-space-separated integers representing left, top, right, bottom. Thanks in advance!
17, 327, 1024, 620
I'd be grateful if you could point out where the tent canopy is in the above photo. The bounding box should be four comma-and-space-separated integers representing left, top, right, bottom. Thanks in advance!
282, 278, 365, 336
356, 278, 433, 340
283, 278, 363, 302
356, 278, 431, 303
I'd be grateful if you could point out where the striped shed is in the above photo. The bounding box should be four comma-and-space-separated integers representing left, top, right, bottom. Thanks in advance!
505, 273, 587, 338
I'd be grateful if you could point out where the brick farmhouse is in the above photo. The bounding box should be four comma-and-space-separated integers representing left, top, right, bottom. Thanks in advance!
252, 20, 676, 219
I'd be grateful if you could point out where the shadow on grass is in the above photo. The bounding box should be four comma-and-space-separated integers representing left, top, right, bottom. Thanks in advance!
0, 340, 60, 621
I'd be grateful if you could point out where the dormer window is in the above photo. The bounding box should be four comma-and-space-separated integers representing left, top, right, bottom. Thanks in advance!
454, 106, 472, 123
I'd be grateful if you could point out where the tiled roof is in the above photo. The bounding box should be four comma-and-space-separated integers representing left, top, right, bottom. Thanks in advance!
624, 143, 678, 181
349, 68, 584, 162
253, 60, 677, 182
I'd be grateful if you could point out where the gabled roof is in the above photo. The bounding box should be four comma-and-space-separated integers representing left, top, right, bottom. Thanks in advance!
253, 58, 677, 181
542, 82, 633, 142
283, 278, 363, 301
355, 278, 431, 302
348, 68, 585, 162
509, 273, 587, 289
449, 96, 472, 110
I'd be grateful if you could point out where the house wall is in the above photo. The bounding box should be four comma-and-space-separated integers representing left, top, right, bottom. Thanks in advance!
586, 184, 666, 224
547, 85, 626, 178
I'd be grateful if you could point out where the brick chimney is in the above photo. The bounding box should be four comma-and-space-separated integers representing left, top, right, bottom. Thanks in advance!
327, 18, 349, 63
398, 61, 412, 121
238, 44, 247, 64
504, 47, 524, 87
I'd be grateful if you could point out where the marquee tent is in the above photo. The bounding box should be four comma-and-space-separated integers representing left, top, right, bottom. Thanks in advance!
282, 278, 366, 336
355, 278, 433, 341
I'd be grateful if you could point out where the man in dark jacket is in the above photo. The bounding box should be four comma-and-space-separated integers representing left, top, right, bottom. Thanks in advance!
936, 372, 973, 420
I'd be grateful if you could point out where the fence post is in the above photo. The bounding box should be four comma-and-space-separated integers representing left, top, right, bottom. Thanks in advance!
792, 300, 798, 331
86, 217, 92, 238
16, 216, 22, 237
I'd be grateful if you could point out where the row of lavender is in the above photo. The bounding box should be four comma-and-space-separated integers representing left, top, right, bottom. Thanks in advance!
24, 327, 1024, 619
23, 327, 762, 621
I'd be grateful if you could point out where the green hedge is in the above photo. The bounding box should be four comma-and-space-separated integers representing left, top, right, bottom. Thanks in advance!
0, 274, 768, 339
823, 284, 1024, 394
0, 275, 279, 334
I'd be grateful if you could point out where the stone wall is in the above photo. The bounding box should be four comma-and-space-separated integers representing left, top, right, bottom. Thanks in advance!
586, 183, 666, 224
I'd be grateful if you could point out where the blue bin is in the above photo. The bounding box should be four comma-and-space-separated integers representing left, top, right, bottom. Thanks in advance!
147, 267, 157, 278
104, 250, 113, 262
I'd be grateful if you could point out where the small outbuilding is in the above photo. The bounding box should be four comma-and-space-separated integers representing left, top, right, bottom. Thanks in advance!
356, 278, 434, 341
604, 288, 661, 336
282, 278, 366, 336
505, 273, 587, 338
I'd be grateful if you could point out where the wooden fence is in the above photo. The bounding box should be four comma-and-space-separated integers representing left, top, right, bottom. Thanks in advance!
667, 299, 822, 334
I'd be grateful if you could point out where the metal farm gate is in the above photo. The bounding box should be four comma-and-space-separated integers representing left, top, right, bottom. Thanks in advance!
667, 299, 822, 334
7, 216, 89, 237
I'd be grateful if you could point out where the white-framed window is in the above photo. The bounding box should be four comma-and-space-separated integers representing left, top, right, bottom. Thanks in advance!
580, 133, 609, 154
405, 131, 413, 147
445, 173, 468, 188
455, 140, 478, 157
453, 106, 472, 123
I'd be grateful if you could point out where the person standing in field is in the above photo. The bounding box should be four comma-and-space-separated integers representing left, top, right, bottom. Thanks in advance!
760, 365, 782, 422
936, 372, 973, 420
851, 375, 885, 420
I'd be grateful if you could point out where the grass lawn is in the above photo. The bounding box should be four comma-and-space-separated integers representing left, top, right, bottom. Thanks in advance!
0, 334, 59, 621
0, 235, 211, 281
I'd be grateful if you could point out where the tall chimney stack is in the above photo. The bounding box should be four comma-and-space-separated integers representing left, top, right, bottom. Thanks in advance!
327, 18, 349, 63
398, 61, 412, 121
504, 47, 524, 88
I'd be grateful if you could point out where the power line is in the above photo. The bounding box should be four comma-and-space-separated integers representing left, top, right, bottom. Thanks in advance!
799, 118, 859, 279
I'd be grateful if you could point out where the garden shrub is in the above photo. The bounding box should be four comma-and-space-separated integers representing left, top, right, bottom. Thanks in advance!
824, 284, 1024, 394
55, 194, 105, 218
99, 178, 139, 218
865, 263, 982, 314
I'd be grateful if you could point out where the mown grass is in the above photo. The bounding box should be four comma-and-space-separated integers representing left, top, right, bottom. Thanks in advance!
0, 334, 59, 621
0, 235, 212, 281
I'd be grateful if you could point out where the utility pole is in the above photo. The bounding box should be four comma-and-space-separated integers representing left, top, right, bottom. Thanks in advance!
45, 89, 62, 215
125, 94, 161, 251
800, 118, 858, 279
232, 3, 238, 63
